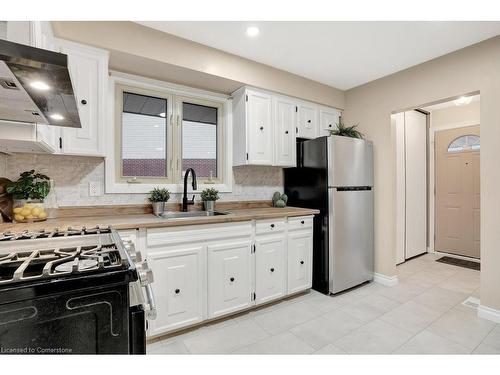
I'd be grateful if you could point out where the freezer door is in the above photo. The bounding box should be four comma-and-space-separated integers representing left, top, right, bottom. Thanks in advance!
327, 136, 373, 187
329, 188, 374, 294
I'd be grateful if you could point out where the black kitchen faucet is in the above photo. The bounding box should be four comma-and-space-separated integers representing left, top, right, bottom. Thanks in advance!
182, 168, 197, 212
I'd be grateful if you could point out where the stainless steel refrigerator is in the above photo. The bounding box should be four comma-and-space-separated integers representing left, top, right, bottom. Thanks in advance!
284, 135, 374, 294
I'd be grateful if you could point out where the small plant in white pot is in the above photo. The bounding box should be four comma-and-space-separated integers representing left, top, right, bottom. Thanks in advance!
200, 188, 220, 212
148, 187, 170, 216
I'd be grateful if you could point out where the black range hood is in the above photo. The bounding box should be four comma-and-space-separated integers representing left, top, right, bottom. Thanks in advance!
0, 38, 81, 128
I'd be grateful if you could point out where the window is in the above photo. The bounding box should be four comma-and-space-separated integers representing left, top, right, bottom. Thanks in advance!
113, 81, 227, 191
447, 135, 480, 153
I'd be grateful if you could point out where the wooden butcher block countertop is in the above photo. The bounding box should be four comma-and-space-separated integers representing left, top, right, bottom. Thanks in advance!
0, 201, 319, 233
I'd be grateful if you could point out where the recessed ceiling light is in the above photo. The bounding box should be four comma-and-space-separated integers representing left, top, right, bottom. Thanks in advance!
246, 26, 260, 37
50, 114, 64, 121
454, 96, 473, 106
159, 112, 166, 117
30, 81, 50, 91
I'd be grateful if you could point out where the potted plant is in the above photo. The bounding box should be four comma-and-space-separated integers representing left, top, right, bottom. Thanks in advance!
148, 187, 170, 216
200, 188, 220, 212
329, 118, 364, 139
6, 170, 50, 223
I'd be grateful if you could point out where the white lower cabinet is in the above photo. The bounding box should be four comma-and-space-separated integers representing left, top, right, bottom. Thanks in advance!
144, 216, 313, 337
207, 240, 252, 318
287, 230, 313, 294
255, 235, 286, 304
147, 246, 206, 336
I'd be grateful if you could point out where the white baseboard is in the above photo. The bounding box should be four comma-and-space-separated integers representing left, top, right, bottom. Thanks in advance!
478, 304, 500, 324
373, 273, 399, 287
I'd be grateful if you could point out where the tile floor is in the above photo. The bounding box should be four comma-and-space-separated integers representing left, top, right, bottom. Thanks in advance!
147, 253, 499, 354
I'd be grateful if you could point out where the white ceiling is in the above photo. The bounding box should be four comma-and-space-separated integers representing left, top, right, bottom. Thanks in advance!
137, 21, 500, 90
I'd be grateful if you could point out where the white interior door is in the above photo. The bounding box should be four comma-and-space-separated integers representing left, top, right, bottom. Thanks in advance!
404, 110, 428, 259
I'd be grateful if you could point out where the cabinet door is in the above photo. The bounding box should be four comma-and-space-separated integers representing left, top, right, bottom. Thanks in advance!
297, 103, 318, 139
147, 246, 206, 336
319, 107, 340, 137
59, 41, 107, 156
255, 235, 286, 304
207, 240, 252, 318
287, 231, 313, 294
273, 97, 296, 166
247, 90, 273, 165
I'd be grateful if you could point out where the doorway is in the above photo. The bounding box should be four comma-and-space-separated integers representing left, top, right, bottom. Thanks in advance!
434, 126, 480, 258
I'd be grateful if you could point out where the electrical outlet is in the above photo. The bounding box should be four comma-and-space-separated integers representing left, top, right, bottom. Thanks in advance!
88, 181, 102, 197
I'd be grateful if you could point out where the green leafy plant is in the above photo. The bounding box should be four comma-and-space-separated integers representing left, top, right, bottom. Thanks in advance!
200, 188, 220, 201
6, 170, 50, 200
272, 191, 288, 208
148, 187, 170, 202
329, 118, 364, 139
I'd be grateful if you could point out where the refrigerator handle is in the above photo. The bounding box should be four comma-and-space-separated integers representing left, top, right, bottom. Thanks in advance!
297, 140, 304, 167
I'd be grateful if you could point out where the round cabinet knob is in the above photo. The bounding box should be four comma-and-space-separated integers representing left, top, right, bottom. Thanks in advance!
270, 224, 275, 228
307, 119, 311, 123
260, 126, 264, 130
175, 288, 180, 294
301, 220, 305, 224
300, 260, 304, 265
81, 99, 87, 105
270, 268, 275, 272
230, 277, 235, 282
328, 124, 332, 128
285, 130, 289, 134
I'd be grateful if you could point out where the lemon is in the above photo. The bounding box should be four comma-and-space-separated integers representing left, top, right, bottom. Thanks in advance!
32, 207, 42, 216
13, 207, 22, 214
20, 208, 32, 217
14, 214, 25, 222
38, 212, 47, 220
26, 215, 34, 219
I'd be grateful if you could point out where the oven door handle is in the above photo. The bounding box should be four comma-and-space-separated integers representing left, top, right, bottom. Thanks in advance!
144, 284, 157, 320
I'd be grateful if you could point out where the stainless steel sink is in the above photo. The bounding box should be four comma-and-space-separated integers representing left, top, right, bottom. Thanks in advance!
159, 211, 230, 219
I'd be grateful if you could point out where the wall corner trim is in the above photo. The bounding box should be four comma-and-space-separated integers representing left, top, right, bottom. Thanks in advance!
373, 273, 399, 287
478, 304, 500, 324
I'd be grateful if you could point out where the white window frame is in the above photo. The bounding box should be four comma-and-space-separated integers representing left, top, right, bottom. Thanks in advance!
105, 71, 233, 194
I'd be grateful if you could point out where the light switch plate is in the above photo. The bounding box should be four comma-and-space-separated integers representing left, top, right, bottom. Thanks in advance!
88, 181, 102, 197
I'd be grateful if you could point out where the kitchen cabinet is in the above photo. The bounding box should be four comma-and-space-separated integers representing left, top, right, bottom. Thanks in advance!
4, 21, 55, 51
232, 87, 273, 166
255, 235, 286, 304
287, 227, 313, 294
144, 217, 313, 336
207, 239, 253, 318
319, 106, 341, 137
273, 96, 297, 166
297, 102, 318, 139
56, 39, 108, 157
147, 246, 206, 336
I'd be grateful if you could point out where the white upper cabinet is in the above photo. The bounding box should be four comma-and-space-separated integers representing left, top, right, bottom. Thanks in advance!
56, 39, 108, 157
273, 96, 297, 167
247, 89, 273, 165
319, 107, 341, 137
296, 102, 318, 139
4, 21, 55, 51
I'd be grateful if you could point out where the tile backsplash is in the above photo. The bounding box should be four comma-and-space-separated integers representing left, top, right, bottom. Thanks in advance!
0, 153, 283, 207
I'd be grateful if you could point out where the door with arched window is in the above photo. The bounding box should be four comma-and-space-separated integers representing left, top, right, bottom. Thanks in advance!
435, 125, 480, 258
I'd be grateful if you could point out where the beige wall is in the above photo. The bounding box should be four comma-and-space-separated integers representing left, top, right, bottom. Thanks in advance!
430, 100, 480, 129
343, 36, 500, 311
51, 21, 345, 109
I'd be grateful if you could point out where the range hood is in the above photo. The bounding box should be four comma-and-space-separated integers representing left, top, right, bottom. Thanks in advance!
0, 39, 81, 128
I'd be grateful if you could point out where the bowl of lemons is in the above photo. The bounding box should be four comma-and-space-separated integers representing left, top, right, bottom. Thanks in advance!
13, 201, 48, 223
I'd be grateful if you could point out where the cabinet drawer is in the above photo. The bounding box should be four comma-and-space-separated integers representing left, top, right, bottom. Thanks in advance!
255, 218, 286, 235
288, 216, 313, 231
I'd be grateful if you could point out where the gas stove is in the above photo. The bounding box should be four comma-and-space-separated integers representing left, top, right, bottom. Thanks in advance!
0, 226, 128, 286
0, 226, 155, 354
